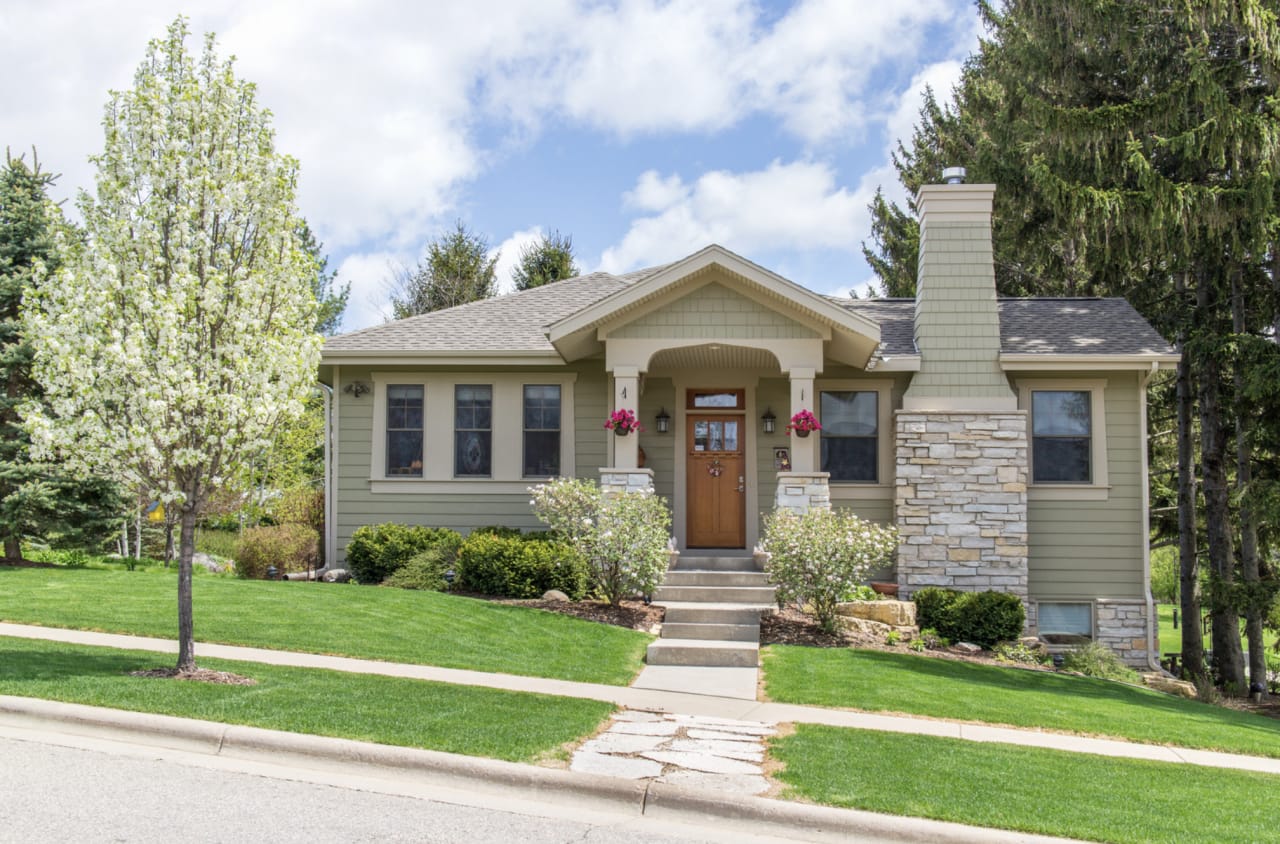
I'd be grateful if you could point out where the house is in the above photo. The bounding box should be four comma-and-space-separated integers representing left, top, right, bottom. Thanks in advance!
318, 180, 1178, 667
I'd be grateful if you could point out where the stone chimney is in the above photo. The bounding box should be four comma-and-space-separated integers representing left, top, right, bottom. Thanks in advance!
894, 178, 1028, 606
902, 182, 1015, 411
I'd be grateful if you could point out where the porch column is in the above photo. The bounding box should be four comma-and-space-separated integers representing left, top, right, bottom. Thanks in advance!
788, 368, 817, 472
612, 366, 640, 469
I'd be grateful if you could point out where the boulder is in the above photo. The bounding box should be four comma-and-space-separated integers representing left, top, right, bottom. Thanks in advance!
836, 599, 916, 627
951, 642, 982, 655
1142, 673, 1197, 699
542, 589, 570, 602
191, 553, 224, 574
837, 616, 916, 639
321, 568, 352, 583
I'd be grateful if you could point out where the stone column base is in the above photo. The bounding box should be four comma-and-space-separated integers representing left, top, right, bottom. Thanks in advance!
1094, 599, 1154, 668
599, 467, 654, 496
774, 471, 831, 513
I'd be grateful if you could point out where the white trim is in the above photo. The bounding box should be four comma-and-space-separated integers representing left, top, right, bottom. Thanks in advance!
815, 378, 894, 488
322, 351, 564, 366
1017, 378, 1109, 498
369, 371, 577, 486
1000, 353, 1179, 371
1138, 365, 1162, 670
871, 355, 921, 372
368, 480, 538, 495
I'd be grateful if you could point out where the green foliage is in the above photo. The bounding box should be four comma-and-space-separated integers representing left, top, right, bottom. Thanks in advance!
382, 549, 451, 592
296, 219, 349, 335
843, 584, 881, 602
1061, 641, 1141, 684
884, 629, 902, 646
512, 230, 578, 291
762, 507, 898, 633
454, 532, 587, 599
1149, 545, 1179, 604
912, 588, 1025, 649
233, 524, 318, 579
471, 525, 525, 540
344, 523, 462, 584
530, 478, 673, 604
194, 528, 238, 560
993, 641, 1048, 666
390, 220, 498, 317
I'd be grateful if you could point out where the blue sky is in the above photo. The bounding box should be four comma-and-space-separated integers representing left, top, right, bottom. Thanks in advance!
2, 1, 979, 331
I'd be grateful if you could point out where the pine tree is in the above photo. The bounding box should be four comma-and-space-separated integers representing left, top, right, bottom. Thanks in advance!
390, 221, 498, 317
512, 230, 578, 291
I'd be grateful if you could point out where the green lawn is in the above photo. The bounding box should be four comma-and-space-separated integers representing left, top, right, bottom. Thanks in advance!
0, 636, 613, 762
1155, 603, 1278, 657
0, 567, 651, 686
772, 724, 1278, 844
762, 645, 1280, 758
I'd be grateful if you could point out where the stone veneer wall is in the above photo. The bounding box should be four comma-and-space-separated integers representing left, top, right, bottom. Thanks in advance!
599, 468, 654, 496
1090, 600, 1153, 668
895, 412, 1029, 600
774, 471, 831, 513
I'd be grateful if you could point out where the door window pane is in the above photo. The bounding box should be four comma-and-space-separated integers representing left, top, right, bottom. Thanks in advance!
709, 421, 723, 451
523, 385, 561, 477
693, 421, 708, 451
724, 420, 739, 452
455, 385, 492, 477
386, 385, 424, 476
819, 391, 878, 482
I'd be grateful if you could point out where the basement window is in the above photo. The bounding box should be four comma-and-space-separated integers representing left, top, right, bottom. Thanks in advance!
1038, 602, 1093, 645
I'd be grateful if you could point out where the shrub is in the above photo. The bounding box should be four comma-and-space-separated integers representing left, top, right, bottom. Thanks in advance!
345, 523, 462, 585
383, 549, 451, 591
1061, 641, 1141, 683
762, 507, 898, 633
454, 532, 588, 599
993, 641, 1048, 665
912, 588, 1025, 649
530, 478, 672, 604
234, 524, 319, 579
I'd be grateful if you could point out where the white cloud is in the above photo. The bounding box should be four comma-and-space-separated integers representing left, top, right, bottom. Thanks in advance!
624, 171, 691, 212
599, 160, 877, 273
491, 226, 545, 296
334, 250, 407, 331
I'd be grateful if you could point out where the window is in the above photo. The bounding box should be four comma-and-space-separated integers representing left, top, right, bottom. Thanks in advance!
1032, 390, 1091, 483
523, 385, 561, 477
688, 389, 744, 409
1038, 602, 1092, 644
454, 385, 492, 477
820, 390, 878, 482
386, 385, 424, 476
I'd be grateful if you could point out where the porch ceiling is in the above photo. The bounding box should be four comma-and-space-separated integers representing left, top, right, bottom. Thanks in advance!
647, 344, 780, 372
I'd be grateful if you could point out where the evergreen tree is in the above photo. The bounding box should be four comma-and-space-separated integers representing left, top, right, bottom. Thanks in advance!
390, 221, 497, 317
0, 152, 123, 561
297, 220, 349, 336
512, 230, 578, 291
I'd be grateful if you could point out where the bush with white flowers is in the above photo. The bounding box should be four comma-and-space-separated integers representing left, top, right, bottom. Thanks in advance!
530, 478, 671, 604
763, 507, 898, 633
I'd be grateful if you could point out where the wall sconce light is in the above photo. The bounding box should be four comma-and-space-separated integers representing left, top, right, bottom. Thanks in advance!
761, 408, 777, 435
343, 381, 371, 399
655, 407, 671, 434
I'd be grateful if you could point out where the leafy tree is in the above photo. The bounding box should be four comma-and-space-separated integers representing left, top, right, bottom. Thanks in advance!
0, 152, 124, 561
298, 220, 349, 335
24, 18, 321, 671
390, 220, 497, 317
512, 230, 578, 291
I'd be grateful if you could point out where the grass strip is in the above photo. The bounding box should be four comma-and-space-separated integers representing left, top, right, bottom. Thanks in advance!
771, 724, 1279, 844
762, 645, 1280, 758
0, 636, 613, 763
0, 567, 650, 685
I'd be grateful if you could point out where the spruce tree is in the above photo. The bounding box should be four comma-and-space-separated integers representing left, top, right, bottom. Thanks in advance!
390, 221, 498, 317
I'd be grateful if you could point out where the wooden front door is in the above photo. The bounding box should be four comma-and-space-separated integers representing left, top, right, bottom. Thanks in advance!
687, 414, 746, 548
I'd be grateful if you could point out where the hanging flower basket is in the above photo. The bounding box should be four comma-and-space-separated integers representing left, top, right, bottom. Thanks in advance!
605, 408, 643, 436
785, 409, 821, 438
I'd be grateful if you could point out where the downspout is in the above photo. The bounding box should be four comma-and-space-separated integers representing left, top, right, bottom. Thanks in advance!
316, 381, 335, 573
1140, 360, 1163, 673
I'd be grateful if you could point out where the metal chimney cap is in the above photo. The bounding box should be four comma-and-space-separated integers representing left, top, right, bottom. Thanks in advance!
942, 166, 966, 185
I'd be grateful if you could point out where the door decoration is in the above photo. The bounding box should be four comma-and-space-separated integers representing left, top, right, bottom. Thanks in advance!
707, 458, 724, 477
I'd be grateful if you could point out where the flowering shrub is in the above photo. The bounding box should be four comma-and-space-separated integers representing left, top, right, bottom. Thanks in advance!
785, 409, 821, 436
530, 477, 672, 603
604, 408, 643, 435
762, 507, 898, 632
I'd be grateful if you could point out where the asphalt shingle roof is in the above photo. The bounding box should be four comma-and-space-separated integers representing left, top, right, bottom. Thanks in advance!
323, 268, 1175, 359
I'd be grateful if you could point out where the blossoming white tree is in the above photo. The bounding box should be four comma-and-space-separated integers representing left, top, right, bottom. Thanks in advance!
24, 18, 320, 672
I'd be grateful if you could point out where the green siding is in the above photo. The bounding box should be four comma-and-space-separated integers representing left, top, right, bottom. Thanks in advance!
1027, 372, 1146, 600
637, 378, 676, 505
610, 282, 819, 340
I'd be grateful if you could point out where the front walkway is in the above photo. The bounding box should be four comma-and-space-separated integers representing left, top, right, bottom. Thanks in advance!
2, 621, 1277, 776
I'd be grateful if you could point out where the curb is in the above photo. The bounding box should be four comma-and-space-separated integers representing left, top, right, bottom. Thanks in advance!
0, 695, 1075, 843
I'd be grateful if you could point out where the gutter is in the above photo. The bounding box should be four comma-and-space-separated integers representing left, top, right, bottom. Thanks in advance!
315, 381, 335, 573
1139, 360, 1163, 673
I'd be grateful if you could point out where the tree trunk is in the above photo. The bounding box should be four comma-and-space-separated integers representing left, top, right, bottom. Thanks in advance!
1197, 275, 1245, 692
1175, 273, 1206, 685
1230, 272, 1266, 693
164, 515, 176, 568
3, 536, 19, 562
177, 504, 198, 672
133, 509, 142, 560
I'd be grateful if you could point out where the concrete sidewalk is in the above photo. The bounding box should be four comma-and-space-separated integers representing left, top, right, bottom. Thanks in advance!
3, 621, 1279, 776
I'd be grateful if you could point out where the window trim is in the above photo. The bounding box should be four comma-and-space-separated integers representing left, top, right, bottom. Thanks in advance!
522, 383, 562, 479
1018, 379, 1109, 501
368, 372, 576, 490
815, 379, 894, 498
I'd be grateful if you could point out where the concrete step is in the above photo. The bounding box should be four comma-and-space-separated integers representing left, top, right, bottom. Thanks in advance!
645, 638, 760, 668
661, 621, 759, 642
675, 555, 760, 572
663, 604, 769, 625
653, 585, 776, 604
662, 570, 771, 588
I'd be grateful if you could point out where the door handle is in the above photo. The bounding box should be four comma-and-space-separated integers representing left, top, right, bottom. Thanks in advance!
737, 475, 745, 493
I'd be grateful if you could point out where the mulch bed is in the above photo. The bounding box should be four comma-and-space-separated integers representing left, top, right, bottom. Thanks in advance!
493, 598, 665, 633
130, 667, 257, 686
